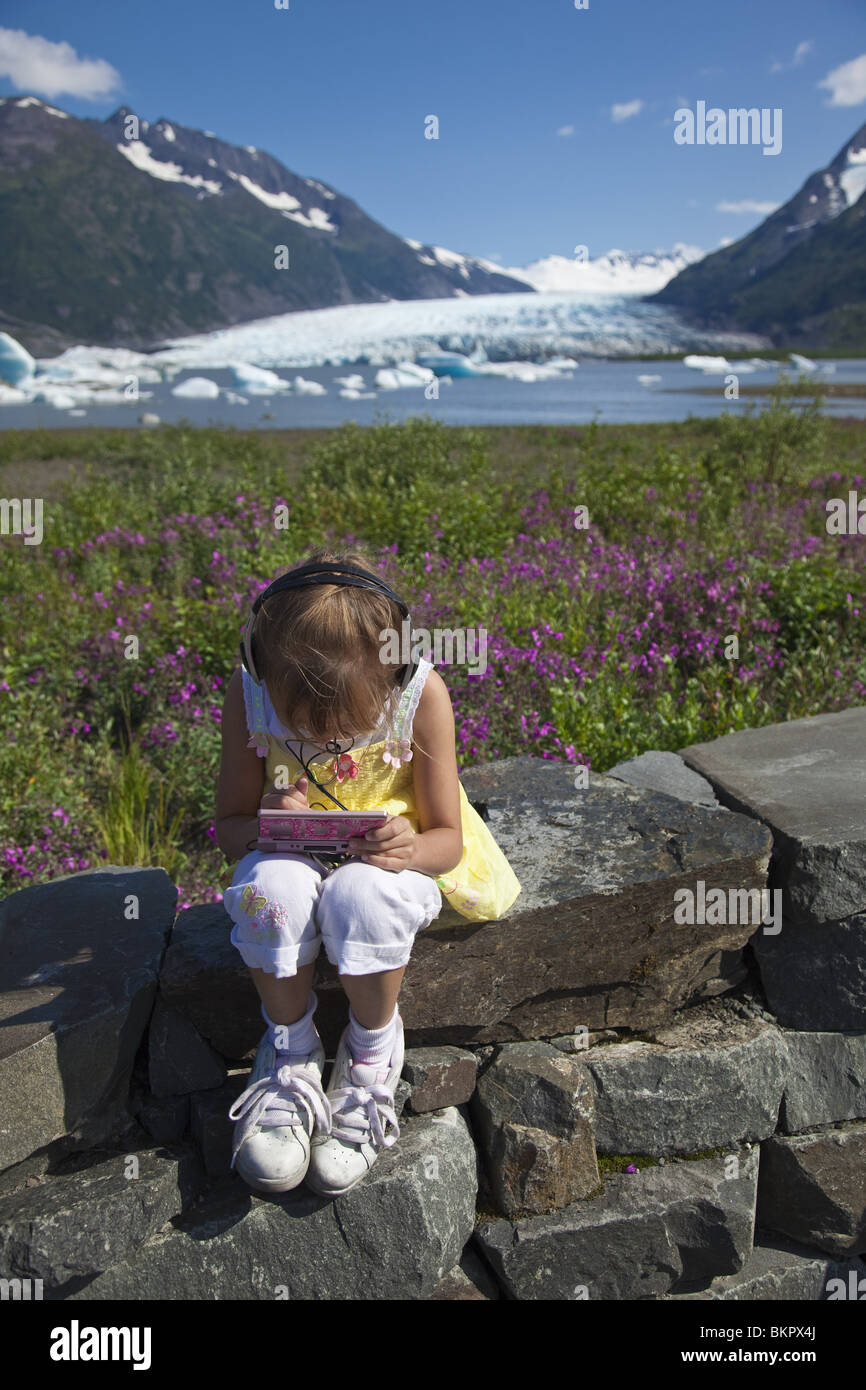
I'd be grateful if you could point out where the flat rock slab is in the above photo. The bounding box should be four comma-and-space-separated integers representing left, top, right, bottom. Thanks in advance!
756, 1121, 866, 1257
0, 1147, 203, 1289
778, 1030, 866, 1133
605, 751, 720, 808
584, 1006, 788, 1156
0, 868, 177, 1172
661, 1235, 866, 1300
680, 705, 866, 926
474, 1145, 759, 1300
67, 1106, 477, 1301
159, 759, 771, 1056
751, 912, 866, 1030
398, 757, 771, 1044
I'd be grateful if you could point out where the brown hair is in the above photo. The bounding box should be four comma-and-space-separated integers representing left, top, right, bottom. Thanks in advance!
252, 547, 410, 745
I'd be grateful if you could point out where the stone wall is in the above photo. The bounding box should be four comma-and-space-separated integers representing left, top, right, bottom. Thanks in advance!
1, 707, 865, 1301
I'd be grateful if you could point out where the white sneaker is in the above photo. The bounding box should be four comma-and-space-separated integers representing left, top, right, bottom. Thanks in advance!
306, 1014, 404, 1198
228, 1030, 332, 1194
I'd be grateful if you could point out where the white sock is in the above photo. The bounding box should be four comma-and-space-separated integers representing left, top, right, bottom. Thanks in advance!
348, 1003, 398, 1067
261, 990, 320, 1057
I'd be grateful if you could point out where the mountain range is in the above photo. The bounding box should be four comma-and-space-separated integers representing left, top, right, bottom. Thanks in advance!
650, 122, 866, 349
0, 95, 530, 356
1, 94, 864, 357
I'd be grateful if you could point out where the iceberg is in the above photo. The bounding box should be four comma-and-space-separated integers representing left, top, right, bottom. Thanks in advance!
0, 383, 31, 405
683, 355, 731, 373
789, 353, 817, 373
637, 374, 661, 385
374, 362, 435, 390
231, 363, 291, 393
0, 331, 36, 387
171, 376, 220, 398
292, 376, 327, 395
415, 352, 487, 378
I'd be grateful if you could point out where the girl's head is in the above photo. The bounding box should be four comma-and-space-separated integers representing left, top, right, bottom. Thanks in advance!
251, 547, 407, 741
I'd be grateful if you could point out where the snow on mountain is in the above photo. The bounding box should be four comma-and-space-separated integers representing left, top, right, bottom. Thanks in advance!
0, 95, 69, 119
838, 141, 866, 210
402, 237, 524, 284
505, 244, 706, 295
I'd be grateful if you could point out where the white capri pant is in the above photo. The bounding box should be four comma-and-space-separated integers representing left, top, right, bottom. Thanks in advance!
223, 850, 444, 978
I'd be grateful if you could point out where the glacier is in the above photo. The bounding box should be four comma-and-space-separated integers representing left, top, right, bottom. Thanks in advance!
0, 287, 772, 412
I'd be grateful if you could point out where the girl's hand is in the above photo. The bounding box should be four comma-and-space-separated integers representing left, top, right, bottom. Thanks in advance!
260, 774, 309, 811
348, 814, 416, 872
257, 775, 309, 852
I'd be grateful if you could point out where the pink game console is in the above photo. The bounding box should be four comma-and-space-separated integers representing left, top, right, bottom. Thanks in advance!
257, 807, 389, 852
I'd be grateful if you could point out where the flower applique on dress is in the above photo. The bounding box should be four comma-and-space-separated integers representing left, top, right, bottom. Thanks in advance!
240, 883, 286, 943
382, 736, 412, 769
334, 752, 360, 783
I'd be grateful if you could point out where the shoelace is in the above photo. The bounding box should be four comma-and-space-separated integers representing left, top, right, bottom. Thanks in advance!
228, 1058, 333, 1168
327, 1073, 401, 1150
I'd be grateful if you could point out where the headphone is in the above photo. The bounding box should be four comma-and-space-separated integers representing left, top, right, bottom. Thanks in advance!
239, 557, 419, 698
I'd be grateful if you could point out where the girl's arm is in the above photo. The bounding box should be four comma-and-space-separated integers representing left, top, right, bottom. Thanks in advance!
405, 668, 463, 877
215, 667, 267, 861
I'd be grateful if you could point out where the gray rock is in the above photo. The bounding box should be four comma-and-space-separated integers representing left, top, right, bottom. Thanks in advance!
0, 868, 177, 1172
751, 913, 866, 1030
778, 1031, 866, 1132
470, 1042, 599, 1216
680, 705, 866, 926
756, 1121, 866, 1257
158, 759, 770, 1055
474, 1145, 759, 1300
402, 1047, 477, 1114
583, 1007, 788, 1156
605, 751, 720, 808
135, 1094, 190, 1145
68, 1106, 477, 1300
189, 1071, 263, 1179
661, 1235, 866, 1300
148, 996, 226, 1098
549, 1030, 620, 1052
158, 903, 262, 1061
0, 1147, 203, 1288
426, 1241, 501, 1300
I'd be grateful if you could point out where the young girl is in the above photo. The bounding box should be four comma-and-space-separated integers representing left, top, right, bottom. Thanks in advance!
215, 547, 521, 1198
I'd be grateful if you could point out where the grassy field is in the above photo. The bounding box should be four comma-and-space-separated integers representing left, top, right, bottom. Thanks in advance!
1, 384, 864, 908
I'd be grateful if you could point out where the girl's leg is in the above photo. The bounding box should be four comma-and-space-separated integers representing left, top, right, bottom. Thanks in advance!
338, 965, 407, 1030
223, 850, 326, 1043
249, 960, 317, 1027
317, 861, 442, 1038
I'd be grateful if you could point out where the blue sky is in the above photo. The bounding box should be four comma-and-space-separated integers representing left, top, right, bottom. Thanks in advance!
1, 0, 865, 266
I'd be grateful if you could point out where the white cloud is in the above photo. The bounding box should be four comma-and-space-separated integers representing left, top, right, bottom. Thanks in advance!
719, 236, 735, 247
770, 39, 813, 74
818, 53, 866, 106
556, 124, 575, 137
0, 27, 121, 100
611, 99, 643, 122
716, 199, 781, 214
